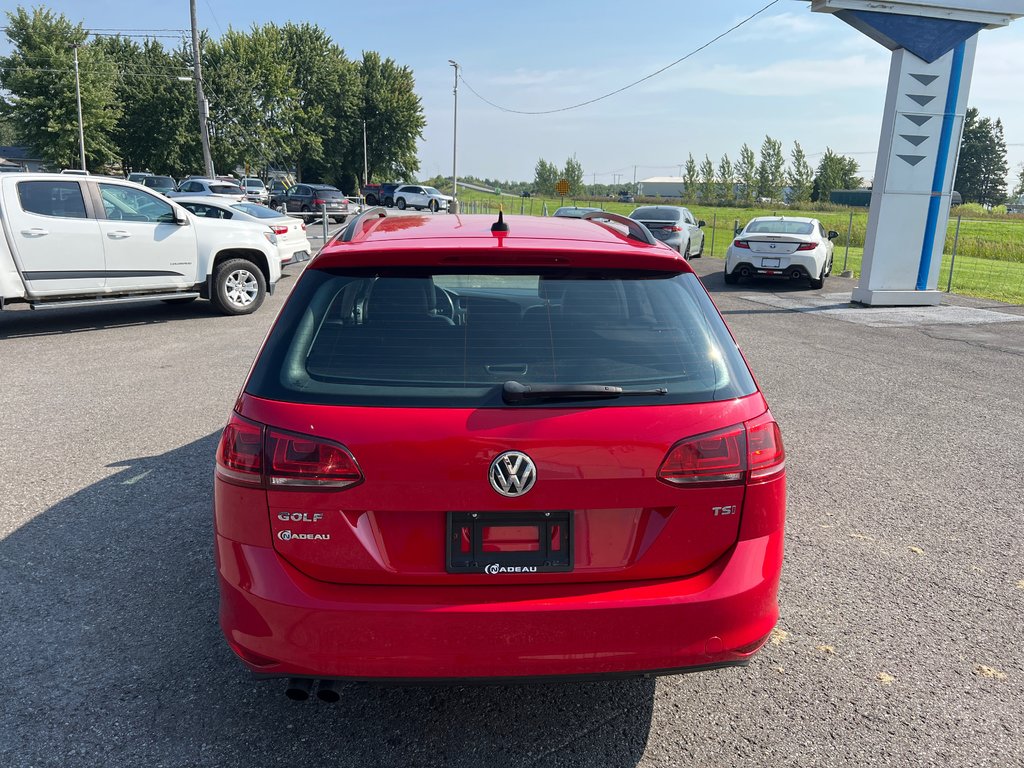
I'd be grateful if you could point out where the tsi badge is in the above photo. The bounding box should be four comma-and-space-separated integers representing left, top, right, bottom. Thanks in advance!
277, 529, 330, 542
484, 563, 538, 575
713, 505, 737, 517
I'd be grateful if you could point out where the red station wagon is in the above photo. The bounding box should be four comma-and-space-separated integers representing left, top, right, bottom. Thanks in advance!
214, 209, 786, 700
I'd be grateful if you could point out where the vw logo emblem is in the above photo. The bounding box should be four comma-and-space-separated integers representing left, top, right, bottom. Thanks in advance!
489, 451, 537, 497
769, 244, 776, 249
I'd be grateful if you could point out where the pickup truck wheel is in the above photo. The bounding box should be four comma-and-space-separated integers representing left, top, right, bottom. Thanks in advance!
212, 258, 266, 315
365, 194, 378, 206
396, 198, 407, 210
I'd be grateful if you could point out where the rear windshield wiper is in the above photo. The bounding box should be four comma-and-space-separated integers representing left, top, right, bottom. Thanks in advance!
502, 380, 668, 404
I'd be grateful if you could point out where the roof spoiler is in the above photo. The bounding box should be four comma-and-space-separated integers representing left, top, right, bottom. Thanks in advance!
581, 211, 657, 246
339, 206, 388, 243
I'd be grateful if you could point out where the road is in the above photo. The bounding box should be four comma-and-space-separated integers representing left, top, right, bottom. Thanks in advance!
1, 246, 1021, 767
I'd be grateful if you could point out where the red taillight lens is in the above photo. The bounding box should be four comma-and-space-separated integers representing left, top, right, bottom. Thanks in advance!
266, 429, 362, 488
216, 415, 263, 485
271, 225, 289, 235
313, 198, 325, 206
734, 240, 750, 249
795, 242, 817, 251
658, 415, 784, 486
216, 415, 363, 489
658, 426, 746, 485
665, 225, 683, 232
746, 415, 785, 481
300, 222, 307, 231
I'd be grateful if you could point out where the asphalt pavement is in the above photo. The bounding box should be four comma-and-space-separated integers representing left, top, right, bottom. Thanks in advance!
1, 244, 1021, 768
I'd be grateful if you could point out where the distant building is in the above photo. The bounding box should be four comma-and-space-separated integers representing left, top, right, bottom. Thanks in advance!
637, 177, 687, 198
830, 188, 961, 207
0, 146, 45, 173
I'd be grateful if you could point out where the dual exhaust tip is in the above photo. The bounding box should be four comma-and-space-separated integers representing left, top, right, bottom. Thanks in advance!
737, 267, 803, 279
285, 677, 342, 703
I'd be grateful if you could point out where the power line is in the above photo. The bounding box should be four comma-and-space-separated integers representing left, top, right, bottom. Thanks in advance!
458, 0, 781, 116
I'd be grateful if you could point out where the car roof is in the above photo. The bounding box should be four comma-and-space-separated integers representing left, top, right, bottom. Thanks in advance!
315, 213, 692, 272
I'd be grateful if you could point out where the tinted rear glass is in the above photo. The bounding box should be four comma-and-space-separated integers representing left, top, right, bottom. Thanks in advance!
210, 184, 243, 194
313, 187, 344, 199
631, 207, 683, 221
232, 202, 281, 219
745, 220, 814, 235
246, 269, 756, 408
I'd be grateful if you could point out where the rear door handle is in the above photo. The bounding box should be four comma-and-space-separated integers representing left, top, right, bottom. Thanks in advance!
20, 227, 49, 237
107, 230, 132, 239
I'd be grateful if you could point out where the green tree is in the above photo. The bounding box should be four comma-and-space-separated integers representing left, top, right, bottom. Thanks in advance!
699, 154, 715, 202
533, 158, 558, 196
356, 51, 425, 183
717, 154, 734, 202
756, 135, 785, 202
954, 107, 1008, 205
563, 155, 584, 196
0, 7, 120, 170
811, 148, 860, 202
97, 36, 199, 177
682, 153, 698, 202
787, 140, 814, 206
1014, 164, 1024, 198
736, 143, 757, 204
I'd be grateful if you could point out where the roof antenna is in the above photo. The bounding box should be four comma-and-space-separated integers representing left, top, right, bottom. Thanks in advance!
491, 206, 509, 233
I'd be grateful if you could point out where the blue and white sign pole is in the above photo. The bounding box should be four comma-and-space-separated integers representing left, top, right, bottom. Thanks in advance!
808, 1, 1023, 306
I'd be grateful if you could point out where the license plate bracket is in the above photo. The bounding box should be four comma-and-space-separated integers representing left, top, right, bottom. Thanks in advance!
446, 511, 573, 574
761, 257, 781, 268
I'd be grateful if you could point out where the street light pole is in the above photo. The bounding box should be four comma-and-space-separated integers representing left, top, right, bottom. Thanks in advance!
448, 59, 459, 213
362, 119, 368, 187
190, 0, 215, 178
72, 45, 86, 171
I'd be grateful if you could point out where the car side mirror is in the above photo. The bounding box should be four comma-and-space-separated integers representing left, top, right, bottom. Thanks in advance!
827, 230, 839, 240
173, 206, 189, 225
697, 220, 706, 228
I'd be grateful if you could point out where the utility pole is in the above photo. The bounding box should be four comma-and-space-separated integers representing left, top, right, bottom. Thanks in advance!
190, 0, 215, 178
448, 60, 459, 212
72, 45, 86, 171
362, 119, 368, 186
633, 165, 637, 191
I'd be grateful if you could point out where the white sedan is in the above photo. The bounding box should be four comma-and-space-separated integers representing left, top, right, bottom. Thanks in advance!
174, 196, 312, 267
392, 185, 451, 212
724, 216, 838, 289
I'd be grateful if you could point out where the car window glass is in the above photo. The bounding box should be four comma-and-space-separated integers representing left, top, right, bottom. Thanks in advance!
232, 203, 279, 219
17, 181, 88, 219
246, 269, 757, 408
98, 183, 174, 223
746, 220, 814, 235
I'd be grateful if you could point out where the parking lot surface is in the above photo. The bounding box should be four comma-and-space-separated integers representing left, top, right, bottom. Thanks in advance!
1, 249, 1021, 767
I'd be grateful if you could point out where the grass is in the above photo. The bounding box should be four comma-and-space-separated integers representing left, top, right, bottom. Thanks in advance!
456, 190, 1024, 304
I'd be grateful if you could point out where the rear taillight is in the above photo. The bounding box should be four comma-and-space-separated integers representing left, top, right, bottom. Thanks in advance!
216, 414, 263, 485
795, 242, 817, 251
665, 225, 683, 232
734, 240, 750, 249
658, 415, 784, 486
746, 413, 785, 481
313, 198, 325, 206
658, 426, 746, 485
271, 225, 289, 236
216, 415, 363, 490
266, 429, 362, 488
300, 222, 307, 231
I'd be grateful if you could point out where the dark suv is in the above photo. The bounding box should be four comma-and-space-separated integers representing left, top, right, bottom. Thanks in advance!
281, 184, 352, 223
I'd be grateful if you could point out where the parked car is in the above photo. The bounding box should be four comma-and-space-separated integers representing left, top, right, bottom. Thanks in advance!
214, 209, 786, 693
617, 192, 635, 203
240, 177, 270, 205
552, 206, 603, 218
170, 178, 246, 200
628, 206, 705, 259
361, 182, 400, 207
175, 196, 312, 267
392, 184, 451, 212
279, 183, 353, 223
126, 172, 152, 184
0, 173, 280, 315
141, 175, 176, 196
725, 216, 837, 289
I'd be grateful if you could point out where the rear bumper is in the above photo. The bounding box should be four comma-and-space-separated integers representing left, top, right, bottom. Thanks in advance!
216, 531, 783, 681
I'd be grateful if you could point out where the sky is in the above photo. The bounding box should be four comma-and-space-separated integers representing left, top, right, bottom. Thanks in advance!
2, 0, 1023, 187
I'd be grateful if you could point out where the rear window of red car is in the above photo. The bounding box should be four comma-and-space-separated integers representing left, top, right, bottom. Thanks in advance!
246, 268, 756, 407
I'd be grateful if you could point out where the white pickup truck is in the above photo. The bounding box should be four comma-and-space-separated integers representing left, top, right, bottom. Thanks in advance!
0, 173, 281, 315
